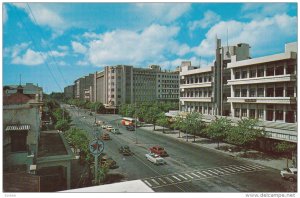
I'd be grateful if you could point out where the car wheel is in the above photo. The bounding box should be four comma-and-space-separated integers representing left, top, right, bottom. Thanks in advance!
288, 177, 295, 182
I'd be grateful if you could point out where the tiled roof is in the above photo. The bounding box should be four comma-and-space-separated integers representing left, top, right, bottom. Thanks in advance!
3, 92, 32, 105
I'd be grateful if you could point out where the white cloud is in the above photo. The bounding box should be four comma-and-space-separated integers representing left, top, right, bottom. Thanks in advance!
3, 5, 7, 23
11, 42, 31, 58
58, 45, 68, 51
87, 24, 181, 66
71, 41, 87, 54
188, 10, 221, 31
49, 50, 66, 57
83, 32, 101, 40
58, 61, 67, 66
13, 3, 66, 33
77, 60, 89, 66
241, 3, 290, 19
158, 56, 213, 70
12, 49, 45, 66
135, 3, 191, 24
192, 14, 297, 58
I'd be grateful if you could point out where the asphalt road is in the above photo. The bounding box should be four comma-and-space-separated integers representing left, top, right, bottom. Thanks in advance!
65, 105, 294, 192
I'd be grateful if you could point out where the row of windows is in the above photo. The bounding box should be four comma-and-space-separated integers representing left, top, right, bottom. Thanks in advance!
159, 89, 179, 93
158, 84, 179, 88
182, 76, 212, 84
158, 95, 178, 99
234, 64, 295, 79
234, 87, 295, 97
182, 90, 213, 97
185, 106, 213, 115
158, 75, 179, 79
158, 80, 178, 83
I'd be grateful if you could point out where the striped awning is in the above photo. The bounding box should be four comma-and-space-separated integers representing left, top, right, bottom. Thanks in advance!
5, 125, 31, 131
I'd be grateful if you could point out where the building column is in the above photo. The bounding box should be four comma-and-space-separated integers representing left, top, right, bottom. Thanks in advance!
283, 105, 287, 123
247, 84, 250, 97
284, 83, 287, 97
284, 61, 287, 75
263, 105, 267, 121
264, 65, 266, 77
264, 84, 266, 97
247, 104, 250, 117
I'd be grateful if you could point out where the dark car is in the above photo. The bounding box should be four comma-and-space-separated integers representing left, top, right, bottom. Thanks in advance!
100, 155, 118, 169
126, 125, 135, 131
119, 145, 133, 156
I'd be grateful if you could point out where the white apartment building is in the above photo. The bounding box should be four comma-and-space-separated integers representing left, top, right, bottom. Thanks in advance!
227, 42, 297, 142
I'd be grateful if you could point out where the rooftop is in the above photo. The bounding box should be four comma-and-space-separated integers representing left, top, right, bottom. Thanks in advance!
38, 131, 68, 158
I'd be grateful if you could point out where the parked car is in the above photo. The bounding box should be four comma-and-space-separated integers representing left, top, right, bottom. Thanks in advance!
106, 125, 114, 132
101, 125, 107, 129
95, 120, 103, 126
145, 152, 166, 165
100, 155, 118, 169
119, 145, 133, 156
111, 128, 121, 134
126, 125, 135, 131
101, 133, 111, 140
281, 167, 297, 182
149, 146, 168, 157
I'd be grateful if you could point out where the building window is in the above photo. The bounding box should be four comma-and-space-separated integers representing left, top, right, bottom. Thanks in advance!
286, 87, 294, 97
286, 64, 295, 74
266, 88, 274, 97
241, 109, 247, 117
199, 77, 202, 83
241, 89, 247, 97
258, 109, 264, 119
235, 108, 240, 117
235, 71, 240, 79
286, 111, 295, 123
234, 89, 240, 97
266, 66, 274, 76
275, 87, 283, 97
242, 70, 247, 79
257, 68, 264, 77
10, 131, 28, 152
275, 66, 284, 75
275, 110, 283, 121
249, 88, 256, 97
249, 69, 256, 78
257, 88, 264, 97
266, 110, 273, 121
249, 109, 256, 118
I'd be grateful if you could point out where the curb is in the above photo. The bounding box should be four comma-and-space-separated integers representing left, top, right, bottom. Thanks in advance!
140, 126, 282, 171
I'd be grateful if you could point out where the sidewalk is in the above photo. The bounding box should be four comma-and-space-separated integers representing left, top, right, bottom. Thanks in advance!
140, 124, 289, 171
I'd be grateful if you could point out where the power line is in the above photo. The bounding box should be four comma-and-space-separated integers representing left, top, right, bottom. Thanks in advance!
14, 7, 63, 92
25, 3, 68, 86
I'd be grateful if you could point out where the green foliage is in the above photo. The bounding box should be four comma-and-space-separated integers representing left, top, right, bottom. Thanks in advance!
144, 106, 163, 130
225, 118, 265, 149
156, 113, 169, 133
205, 117, 232, 148
55, 119, 70, 131
275, 141, 297, 168
97, 164, 109, 184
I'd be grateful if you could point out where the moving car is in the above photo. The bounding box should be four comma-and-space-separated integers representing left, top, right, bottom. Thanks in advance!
149, 146, 168, 157
106, 125, 114, 132
101, 125, 107, 129
118, 145, 133, 156
145, 153, 166, 165
281, 167, 297, 182
126, 125, 135, 131
111, 128, 121, 134
100, 155, 118, 169
101, 133, 111, 140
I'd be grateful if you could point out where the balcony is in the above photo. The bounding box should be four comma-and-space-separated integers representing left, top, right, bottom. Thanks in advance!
227, 97, 296, 104
227, 74, 296, 85
180, 97, 212, 103
180, 82, 212, 90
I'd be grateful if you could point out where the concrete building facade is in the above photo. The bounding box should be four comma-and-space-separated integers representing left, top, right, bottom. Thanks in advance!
74, 74, 94, 101
64, 85, 74, 99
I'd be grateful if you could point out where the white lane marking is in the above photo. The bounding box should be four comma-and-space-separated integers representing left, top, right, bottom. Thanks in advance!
165, 177, 174, 183
190, 172, 201, 178
223, 167, 237, 172
207, 170, 220, 175
151, 179, 160, 186
185, 173, 194, 179
172, 175, 181, 181
238, 166, 256, 171
143, 180, 152, 187
216, 168, 231, 174
202, 171, 214, 176
157, 178, 167, 184
196, 171, 207, 177
245, 164, 264, 169
211, 169, 224, 174
177, 174, 188, 180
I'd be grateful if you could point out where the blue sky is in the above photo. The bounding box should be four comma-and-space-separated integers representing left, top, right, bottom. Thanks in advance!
3, 2, 297, 93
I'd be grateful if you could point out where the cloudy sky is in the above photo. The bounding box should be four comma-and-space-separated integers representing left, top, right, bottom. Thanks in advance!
3, 2, 297, 93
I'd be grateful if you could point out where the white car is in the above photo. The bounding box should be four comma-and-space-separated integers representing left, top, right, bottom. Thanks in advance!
106, 125, 114, 131
281, 167, 297, 182
145, 153, 166, 165
101, 125, 107, 129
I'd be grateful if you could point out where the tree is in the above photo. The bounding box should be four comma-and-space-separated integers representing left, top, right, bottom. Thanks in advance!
144, 106, 163, 131
275, 141, 297, 168
205, 117, 232, 149
225, 118, 265, 151
171, 115, 184, 138
55, 119, 70, 131
156, 113, 169, 133
183, 112, 205, 142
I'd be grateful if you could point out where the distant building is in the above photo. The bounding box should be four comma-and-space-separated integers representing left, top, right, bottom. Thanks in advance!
64, 85, 74, 99
4, 83, 43, 101
74, 73, 94, 101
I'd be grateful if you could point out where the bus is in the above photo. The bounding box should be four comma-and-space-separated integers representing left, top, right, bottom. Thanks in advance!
121, 117, 136, 126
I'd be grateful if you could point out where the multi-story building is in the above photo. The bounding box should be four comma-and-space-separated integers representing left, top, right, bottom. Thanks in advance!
227, 42, 297, 142
93, 65, 179, 108
180, 39, 250, 115
64, 85, 74, 99
74, 74, 94, 101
